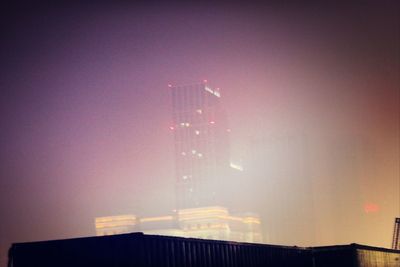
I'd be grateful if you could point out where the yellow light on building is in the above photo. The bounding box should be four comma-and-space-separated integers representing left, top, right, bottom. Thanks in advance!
95, 215, 137, 236
95, 206, 264, 243
140, 216, 173, 223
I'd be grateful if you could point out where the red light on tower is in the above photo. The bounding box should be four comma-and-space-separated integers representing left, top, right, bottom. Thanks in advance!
364, 203, 379, 213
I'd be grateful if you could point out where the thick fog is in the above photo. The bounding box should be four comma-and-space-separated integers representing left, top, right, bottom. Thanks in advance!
0, 2, 399, 266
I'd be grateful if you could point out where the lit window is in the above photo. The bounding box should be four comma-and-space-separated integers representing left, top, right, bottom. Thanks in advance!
181, 152, 186, 156
191, 149, 196, 154
182, 175, 188, 180
209, 121, 215, 124
230, 162, 243, 171
198, 153, 203, 158
196, 109, 202, 114
180, 122, 190, 127
204, 85, 221, 98
189, 188, 193, 192
195, 130, 200, 135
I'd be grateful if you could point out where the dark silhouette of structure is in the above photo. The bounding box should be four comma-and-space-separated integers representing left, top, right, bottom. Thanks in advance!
8, 233, 400, 267
392, 217, 400, 250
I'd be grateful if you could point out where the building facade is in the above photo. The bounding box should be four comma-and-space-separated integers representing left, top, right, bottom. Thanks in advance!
170, 81, 230, 209
95, 206, 263, 243
94, 80, 263, 243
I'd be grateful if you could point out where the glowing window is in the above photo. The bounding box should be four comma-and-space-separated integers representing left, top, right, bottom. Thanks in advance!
204, 86, 221, 98
191, 149, 196, 154
230, 162, 243, 171
181, 152, 186, 156
196, 109, 202, 114
195, 130, 200, 135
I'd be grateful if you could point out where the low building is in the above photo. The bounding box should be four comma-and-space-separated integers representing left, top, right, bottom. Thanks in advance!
95, 206, 263, 243
95, 214, 136, 236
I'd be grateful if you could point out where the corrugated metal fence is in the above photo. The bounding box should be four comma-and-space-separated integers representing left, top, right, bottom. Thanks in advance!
8, 233, 400, 267
311, 244, 400, 267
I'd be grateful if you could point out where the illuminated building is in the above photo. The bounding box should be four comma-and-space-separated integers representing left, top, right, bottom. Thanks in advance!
177, 206, 262, 243
95, 206, 263, 243
169, 81, 230, 208
95, 215, 137, 236
94, 80, 263, 243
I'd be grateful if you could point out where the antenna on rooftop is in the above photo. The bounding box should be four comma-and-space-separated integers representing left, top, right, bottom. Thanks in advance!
392, 217, 400, 250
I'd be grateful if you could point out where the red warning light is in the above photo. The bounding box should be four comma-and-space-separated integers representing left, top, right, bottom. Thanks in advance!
364, 203, 379, 213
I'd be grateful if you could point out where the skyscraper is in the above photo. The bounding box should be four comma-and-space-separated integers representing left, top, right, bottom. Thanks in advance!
94, 80, 263, 243
169, 81, 230, 209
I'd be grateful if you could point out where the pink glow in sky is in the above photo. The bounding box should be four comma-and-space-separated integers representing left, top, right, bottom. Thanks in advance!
0, 2, 399, 266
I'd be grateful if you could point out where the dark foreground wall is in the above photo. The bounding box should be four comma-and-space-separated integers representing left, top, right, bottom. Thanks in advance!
312, 244, 400, 267
8, 233, 400, 267
9, 233, 311, 267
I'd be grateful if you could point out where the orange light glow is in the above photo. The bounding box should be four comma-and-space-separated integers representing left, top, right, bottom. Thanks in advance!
364, 203, 379, 213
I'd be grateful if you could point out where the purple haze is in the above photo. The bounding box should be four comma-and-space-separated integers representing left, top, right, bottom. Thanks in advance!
0, 2, 399, 266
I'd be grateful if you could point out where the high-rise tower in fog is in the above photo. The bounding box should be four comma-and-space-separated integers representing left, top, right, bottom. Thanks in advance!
94, 80, 263, 243
169, 81, 230, 209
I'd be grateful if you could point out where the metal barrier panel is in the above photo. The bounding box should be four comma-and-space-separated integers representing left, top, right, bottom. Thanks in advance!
311, 244, 400, 267
357, 248, 400, 267
311, 245, 358, 267
9, 233, 313, 267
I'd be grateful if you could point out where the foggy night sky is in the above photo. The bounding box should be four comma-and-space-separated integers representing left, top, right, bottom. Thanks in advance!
0, 1, 399, 264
